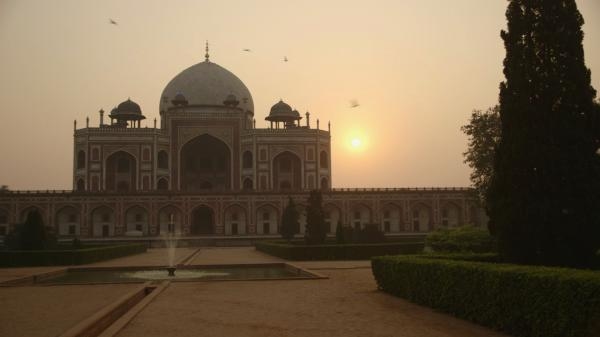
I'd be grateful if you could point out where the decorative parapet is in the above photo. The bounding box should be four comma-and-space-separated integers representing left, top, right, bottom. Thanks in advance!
74, 127, 165, 135
0, 187, 473, 197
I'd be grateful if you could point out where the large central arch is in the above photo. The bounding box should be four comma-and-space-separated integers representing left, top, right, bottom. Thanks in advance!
191, 206, 214, 235
105, 151, 137, 191
273, 151, 302, 191
180, 134, 231, 191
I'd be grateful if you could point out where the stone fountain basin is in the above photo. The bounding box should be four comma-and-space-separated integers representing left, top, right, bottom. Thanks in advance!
5, 263, 324, 286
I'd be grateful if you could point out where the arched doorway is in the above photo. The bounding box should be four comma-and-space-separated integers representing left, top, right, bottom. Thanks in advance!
273, 151, 302, 191
105, 151, 137, 191
180, 135, 231, 191
191, 206, 214, 235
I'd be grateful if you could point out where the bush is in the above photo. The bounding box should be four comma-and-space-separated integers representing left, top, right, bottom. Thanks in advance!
4, 210, 57, 250
371, 255, 600, 337
256, 241, 424, 260
0, 244, 147, 267
357, 224, 385, 243
425, 225, 496, 253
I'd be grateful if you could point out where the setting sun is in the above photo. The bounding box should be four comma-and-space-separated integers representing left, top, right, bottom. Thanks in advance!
351, 138, 362, 148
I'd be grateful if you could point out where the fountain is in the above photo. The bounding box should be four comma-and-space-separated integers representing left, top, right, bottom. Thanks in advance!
163, 214, 179, 277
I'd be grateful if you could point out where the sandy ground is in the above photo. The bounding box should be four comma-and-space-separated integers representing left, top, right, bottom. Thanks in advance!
115, 268, 508, 337
0, 284, 137, 337
0, 247, 510, 337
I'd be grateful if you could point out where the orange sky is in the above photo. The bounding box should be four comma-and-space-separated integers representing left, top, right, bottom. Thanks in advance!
0, 0, 599, 190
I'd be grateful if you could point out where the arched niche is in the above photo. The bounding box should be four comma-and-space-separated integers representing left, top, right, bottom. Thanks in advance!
105, 151, 137, 192
181, 135, 231, 191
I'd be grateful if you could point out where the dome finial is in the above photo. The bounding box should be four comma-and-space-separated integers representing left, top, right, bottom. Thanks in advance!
205, 40, 210, 62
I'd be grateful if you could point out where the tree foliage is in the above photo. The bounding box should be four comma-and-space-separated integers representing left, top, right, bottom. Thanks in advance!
5, 210, 56, 250
488, 0, 600, 267
304, 190, 327, 244
461, 106, 500, 206
281, 197, 299, 242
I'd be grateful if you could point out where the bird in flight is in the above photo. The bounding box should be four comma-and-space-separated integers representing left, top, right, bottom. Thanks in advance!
284, 56, 288, 62
350, 99, 360, 108
109, 18, 118, 25
243, 49, 251, 52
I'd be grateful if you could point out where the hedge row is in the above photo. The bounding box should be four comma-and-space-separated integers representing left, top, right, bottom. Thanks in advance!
371, 255, 600, 337
256, 241, 424, 260
0, 244, 147, 267
425, 226, 497, 253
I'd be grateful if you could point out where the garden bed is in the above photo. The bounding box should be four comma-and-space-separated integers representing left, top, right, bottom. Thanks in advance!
0, 244, 147, 267
371, 255, 600, 337
256, 241, 424, 260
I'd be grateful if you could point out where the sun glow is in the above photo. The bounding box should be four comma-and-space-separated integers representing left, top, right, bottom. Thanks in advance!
351, 138, 362, 148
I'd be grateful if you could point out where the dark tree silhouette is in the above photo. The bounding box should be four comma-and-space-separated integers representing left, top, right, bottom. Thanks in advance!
488, 0, 600, 267
305, 190, 327, 244
281, 197, 299, 242
5, 210, 56, 250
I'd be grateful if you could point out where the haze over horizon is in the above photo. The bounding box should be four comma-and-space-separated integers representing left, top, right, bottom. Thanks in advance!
1, 0, 599, 190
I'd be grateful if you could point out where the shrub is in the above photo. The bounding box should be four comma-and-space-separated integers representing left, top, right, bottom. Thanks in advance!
256, 241, 423, 260
372, 255, 600, 337
4, 210, 57, 250
0, 244, 147, 267
304, 190, 327, 244
425, 225, 496, 253
357, 224, 385, 243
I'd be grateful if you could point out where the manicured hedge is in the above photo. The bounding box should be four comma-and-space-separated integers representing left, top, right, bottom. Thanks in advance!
371, 255, 600, 337
0, 244, 147, 267
425, 225, 497, 253
256, 241, 424, 260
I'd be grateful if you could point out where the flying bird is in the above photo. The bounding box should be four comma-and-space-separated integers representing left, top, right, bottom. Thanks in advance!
109, 18, 118, 25
284, 56, 288, 62
350, 99, 360, 108
243, 49, 251, 52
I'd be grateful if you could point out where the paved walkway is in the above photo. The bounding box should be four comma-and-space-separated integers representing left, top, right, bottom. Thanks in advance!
0, 247, 509, 337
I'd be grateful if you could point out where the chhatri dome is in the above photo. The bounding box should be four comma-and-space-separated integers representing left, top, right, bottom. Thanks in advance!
159, 45, 254, 113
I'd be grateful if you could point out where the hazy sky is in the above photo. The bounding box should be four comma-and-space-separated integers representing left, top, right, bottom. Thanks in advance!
0, 0, 599, 190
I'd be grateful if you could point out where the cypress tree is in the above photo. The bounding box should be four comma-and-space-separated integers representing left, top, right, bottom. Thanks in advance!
281, 197, 299, 242
488, 0, 600, 266
305, 190, 327, 244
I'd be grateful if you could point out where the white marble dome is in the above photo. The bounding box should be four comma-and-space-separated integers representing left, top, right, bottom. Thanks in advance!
159, 60, 254, 113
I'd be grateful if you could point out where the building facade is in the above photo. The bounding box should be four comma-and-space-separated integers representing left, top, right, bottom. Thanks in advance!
0, 52, 483, 238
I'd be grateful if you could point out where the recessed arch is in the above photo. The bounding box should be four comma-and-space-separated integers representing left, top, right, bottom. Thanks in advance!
223, 204, 248, 235
124, 205, 149, 236
191, 205, 215, 235
320, 151, 328, 168
20, 206, 44, 223
350, 203, 373, 229
157, 178, 169, 191
440, 201, 462, 228
324, 203, 343, 233
105, 151, 137, 192
410, 202, 433, 232
90, 206, 115, 237
157, 205, 183, 235
56, 205, 80, 236
273, 151, 302, 191
76, 179, 85, 192
242, 178, 253, 190
256, 204, 279, 235
320, 177, 329, 190
180, 134, 231, 191
381, 202, 403, 232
